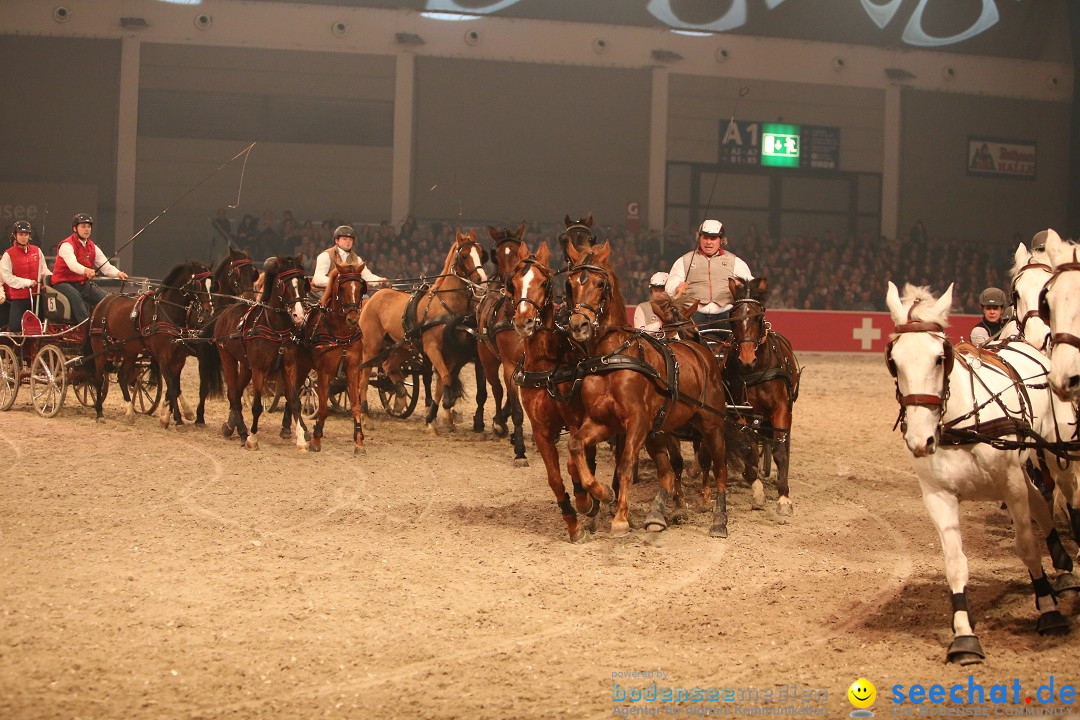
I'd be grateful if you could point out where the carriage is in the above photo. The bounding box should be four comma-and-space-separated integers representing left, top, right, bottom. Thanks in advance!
0, 283, 162, 418
286, 355, 424, 420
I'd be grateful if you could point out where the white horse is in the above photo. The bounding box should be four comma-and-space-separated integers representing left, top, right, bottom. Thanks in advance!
1043, 230, 1080, 401
885, 281, 1074, 665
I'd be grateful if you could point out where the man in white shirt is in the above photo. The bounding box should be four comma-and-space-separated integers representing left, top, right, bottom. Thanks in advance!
633, 272, 669, 332
310, 225, 387, 301
50, 213, 128, 323
665, 219, 752, 328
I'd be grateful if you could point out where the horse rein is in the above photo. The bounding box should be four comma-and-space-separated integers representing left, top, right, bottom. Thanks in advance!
1011, 260, 1052, 350
1041, 254, 1080, 352
566, 260, 612, 334
730, 298, 768, 348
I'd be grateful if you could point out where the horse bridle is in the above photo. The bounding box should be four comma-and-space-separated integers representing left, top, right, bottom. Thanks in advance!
1010, 261, 1052, 350
510, 256, 556, 316
1040, 252, 1080, 352
178, 269, 216, 327
567, 260, 612, 334
273, 267, 307, 309
330, 271, 367, 316
731, 297, 768, 349
223, 256, 257, 299
885, 318, 956, 432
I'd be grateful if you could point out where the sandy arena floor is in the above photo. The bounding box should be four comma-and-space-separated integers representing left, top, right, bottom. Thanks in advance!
1, 353, 1079, 719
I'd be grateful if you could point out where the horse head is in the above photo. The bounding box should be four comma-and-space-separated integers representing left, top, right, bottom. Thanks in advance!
266, 255, 308, 327
216, 247, 259, 301
729, 277, 769, 368
1009, 243, 1052, 352
884, 281, 955, 457
1042, 229, 1080, 400
322, 260, 367, 328
510, 240, 554, 338
161, 260, 216, 329
488, 222, 527, 281
649, 293, 699, 340
566, 240, 623, 343
560, 213, 596, 265
450, 229, 489, 287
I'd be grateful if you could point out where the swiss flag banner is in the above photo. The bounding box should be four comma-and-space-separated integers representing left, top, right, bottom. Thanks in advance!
625, 308, 982, 353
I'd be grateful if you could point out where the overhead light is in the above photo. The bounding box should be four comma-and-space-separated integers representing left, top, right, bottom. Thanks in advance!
420, 12, 477, 21
651, 49, 683, 62
155, 0, 201, 4
671, 29, 713, 38
395, 32, 426, 46
120, 16, 150, 29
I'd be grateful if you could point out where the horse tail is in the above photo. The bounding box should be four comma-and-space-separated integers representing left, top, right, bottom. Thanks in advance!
440, 315, 474, 405
197, 323, 224, 398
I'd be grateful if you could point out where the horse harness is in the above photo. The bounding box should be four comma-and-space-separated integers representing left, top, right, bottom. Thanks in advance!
1011, 260, 1052, 350
91, 270, 215, 351
728, 298, 799, 401
1039, 252, 1080, 353
302, 271, 366, 351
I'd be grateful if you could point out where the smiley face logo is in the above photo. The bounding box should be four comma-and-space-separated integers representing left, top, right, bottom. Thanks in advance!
848, 678, 876, 715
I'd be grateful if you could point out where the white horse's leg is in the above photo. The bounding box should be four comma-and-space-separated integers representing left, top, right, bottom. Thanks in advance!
1002, 471, 1070, 636
921, 489, 984, 665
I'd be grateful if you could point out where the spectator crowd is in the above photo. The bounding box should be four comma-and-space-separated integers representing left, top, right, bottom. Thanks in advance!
209, 208, 1014, 314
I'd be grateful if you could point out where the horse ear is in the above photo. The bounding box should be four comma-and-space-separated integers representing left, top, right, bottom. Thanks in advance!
885, 282, 904, 323
752, 277, 768, 299
585, 213, 593, 228
515, 221, 527, 239
1045, 229, 1068, 269
728, 277, 742, 299
516, 239, 530, 260
566, 241, 583, 264
467, 229, 476, 242
563, 214, 572, 227
1014, 242, 1030, 268
536, 241, 550, 265
595, 240, 610, 264
934, 284, 955, 320
487, 226, 498, 240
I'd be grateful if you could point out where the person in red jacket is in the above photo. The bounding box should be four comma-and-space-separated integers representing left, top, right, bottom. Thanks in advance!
0, 220, 51, 332
50, 213, 128, 324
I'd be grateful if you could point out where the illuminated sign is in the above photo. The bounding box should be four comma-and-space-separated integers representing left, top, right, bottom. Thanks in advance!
967, 136, 1036, 180
761, 124, 800, 167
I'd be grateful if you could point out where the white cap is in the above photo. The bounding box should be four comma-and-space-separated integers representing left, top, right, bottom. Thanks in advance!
699, 219, 724, 237
649, 272, 669, 287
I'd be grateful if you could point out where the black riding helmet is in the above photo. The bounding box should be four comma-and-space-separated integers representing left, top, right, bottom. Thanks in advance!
10, 220, 32, 241
333, 225, 356, 241
72, 212, 93, 230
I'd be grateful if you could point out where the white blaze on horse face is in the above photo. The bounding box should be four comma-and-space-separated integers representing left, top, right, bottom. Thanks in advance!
513, 267, 538, 334
893, 333, 947, 457
1047, 275, 1080, 400
290, 277, 306, 326
468, 246, 487, 283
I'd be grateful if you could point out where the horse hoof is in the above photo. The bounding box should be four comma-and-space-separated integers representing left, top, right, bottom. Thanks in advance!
600, 484, 615, 502
610, 519, 630, 537
777, 497, 794, 516
709, 523, 728, 538
124, 413, 136, 425
194, 419, 205, 427
1053, 572, 1080, 597
946, 635, 985, 665
245, 436, 259, 451
493, 422, 508, 438
96, 416, 106, 424
184, 411, 195, 422
472, 420, 485, 433
221, 422, 234, 438
670, 508, 689, 525
513, 457, 529, 468
354, 446, 366, 456
425, 423, 438, 435
644, 512, 668, 533
279, 428, 292, 440
752, 480, 766, 510
174, 423, 188, 434
569, 527, 590, 544
1036, 610, 1070, 636
309, 443, 320, 453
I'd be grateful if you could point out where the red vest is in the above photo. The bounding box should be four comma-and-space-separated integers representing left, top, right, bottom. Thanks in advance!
4, 243, 41, 299
51, 234, 96, 285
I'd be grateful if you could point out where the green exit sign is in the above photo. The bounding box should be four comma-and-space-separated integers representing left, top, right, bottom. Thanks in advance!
761, 123, 800, 167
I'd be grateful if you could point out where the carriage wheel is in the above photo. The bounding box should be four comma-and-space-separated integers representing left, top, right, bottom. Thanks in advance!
377, 365, 420, 419
0, 344, 21, 411
29, 344, 68, 418
131, 358, 163, 414
758, 437, 774, 478
328, 374, 348, 413
72, 379, 98, 408
264, 373, 283, 412
300, 371, 319, 421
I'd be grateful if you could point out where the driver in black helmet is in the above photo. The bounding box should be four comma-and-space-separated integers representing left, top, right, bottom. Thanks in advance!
310, 225, 387, 301
50, 213, 129, 324
0, 221, 51, 332
970, 287, 1008, 345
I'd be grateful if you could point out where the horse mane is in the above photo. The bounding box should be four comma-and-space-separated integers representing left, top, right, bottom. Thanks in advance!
585, 247, 628, 326
901, 284, 950, 327
436, 235, 462, 280
214, 247, 246, 275
160, 261, 196, 290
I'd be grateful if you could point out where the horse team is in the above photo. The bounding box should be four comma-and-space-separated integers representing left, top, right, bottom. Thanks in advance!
886, 228, 1080, 665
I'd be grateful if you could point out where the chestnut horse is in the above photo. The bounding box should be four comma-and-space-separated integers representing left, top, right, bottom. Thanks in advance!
726, 277, 801, 515
558, 213, 597, 268
88, 261, 216, 428
295, 261, 367, 454
564, 241, 730, 537
508, 240, 606, 541
476, 223, 529, 465
357, 230, 487, 433
206, 255, 310, 450
194, 247, 260, 425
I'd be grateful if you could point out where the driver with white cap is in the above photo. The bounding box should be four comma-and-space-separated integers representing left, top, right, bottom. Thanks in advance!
633, 271, 669, 332
665, 219, 753, 327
